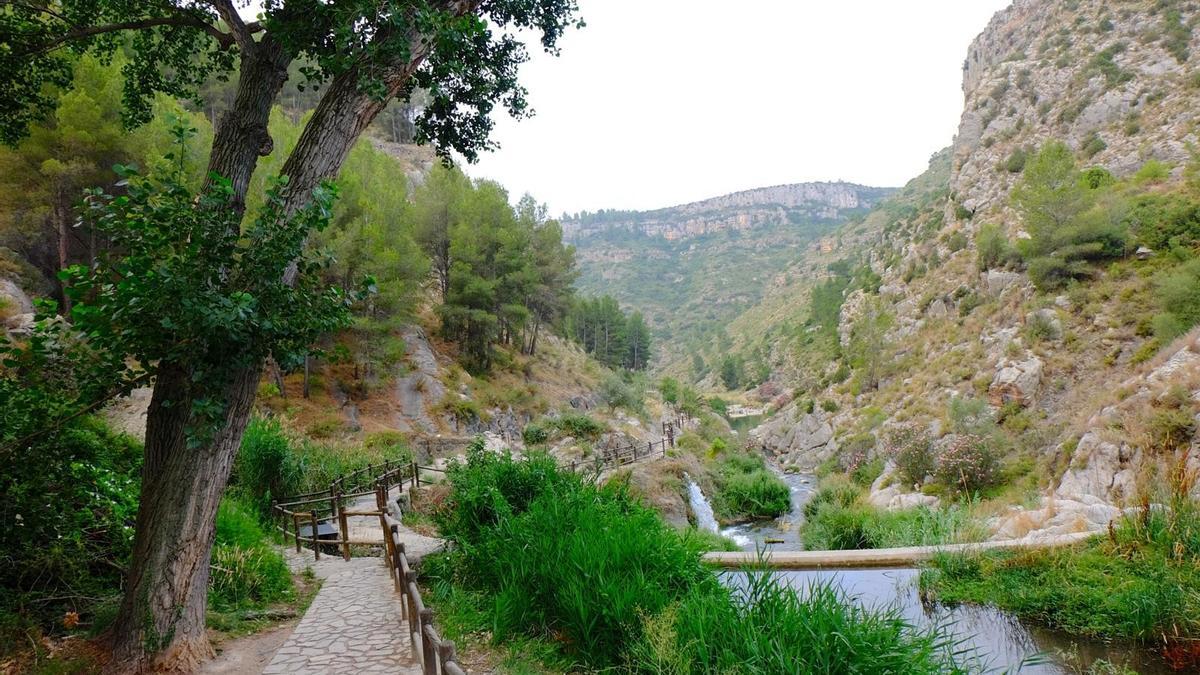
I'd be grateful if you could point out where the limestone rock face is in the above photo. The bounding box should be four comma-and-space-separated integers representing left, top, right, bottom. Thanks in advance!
951, 0, 1200, 226
394, 325, 448, 433
1056, 432, 1141, 504
988, 354, 1043, 406
561, 183, 895, 241
990, 496, 1122, 541
982, 270, 1022, 296
751, 408, 838, 470
0, 278, 35, 337
838, 289, 867, 348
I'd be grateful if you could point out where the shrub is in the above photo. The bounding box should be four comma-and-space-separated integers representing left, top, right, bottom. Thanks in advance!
1155, 258, 1200, 331
802, 476, 860, 520
547, 412, 604, 440
1024, 311, 1059, 342
1125, 193, 1200, 251
209, 497, 294, 610
0, 412, 140, 646
820, 399, 839, 413
522, 422, 549, 446
600, 373, 643, 412
945, 231, 968, 253
711, 454, 790, 521
976, 223, 1020, 271
1134, 160, 1171, 185
1003, 148, 1027, 173
885, 424, 935, 486
934, 436, 1000, 493
231, 417, 412, 517
658, 376, 680, 405
948, 397, 996, 437
234, 417, 303, 517
1082, 132, 1107, 159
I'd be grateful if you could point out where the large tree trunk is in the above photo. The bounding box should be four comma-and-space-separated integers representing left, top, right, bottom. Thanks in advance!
104, 38, 290, 673
107, 363, 260, 671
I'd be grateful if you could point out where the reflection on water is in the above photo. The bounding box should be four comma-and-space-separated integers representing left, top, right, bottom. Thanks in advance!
714, 470, 1174, 674
728, 413, 764, 437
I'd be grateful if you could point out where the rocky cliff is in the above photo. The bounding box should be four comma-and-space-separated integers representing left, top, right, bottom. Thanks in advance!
564, 182, 893, 241
952, 0, 1199, 222
705, 0, 1200, 536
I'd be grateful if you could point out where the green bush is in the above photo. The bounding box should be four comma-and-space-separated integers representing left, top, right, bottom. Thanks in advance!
1082, 132, 1107, 158
885, 424, 935, 486
1125, 192, 1200, 251
711, 454, 790, 521
599, 373, 643, 412
1003, 148, 1027, 173
521, 422, 549, 445
934, 436, 1000, 493
0, 407, 140, 649
209, 497, 294, 611
429, 450, 966, 672
802, 476, 861, 520
975, 223, 1020, 271
1155, 258, 1200, 331
231, 417, 413, 518
546, 412, 604, 440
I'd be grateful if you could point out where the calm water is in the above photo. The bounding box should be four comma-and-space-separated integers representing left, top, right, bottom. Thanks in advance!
727, 413, 764, 437
712, 471, 1175, 674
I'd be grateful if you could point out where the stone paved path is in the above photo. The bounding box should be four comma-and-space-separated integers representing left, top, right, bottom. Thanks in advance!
262, 556, 421, 674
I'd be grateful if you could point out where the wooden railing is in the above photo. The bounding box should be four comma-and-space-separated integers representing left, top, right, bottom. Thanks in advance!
267, 427, 683, 674
271, 461, 465, 674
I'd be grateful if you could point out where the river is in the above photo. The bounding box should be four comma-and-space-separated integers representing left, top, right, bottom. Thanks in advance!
686, 471, 1175, 674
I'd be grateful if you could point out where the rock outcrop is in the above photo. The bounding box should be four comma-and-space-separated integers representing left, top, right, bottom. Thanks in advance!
952, 0, 1200, 225
751, 408, 838, 470
393, 326, 448, 433
563, 183, 895, 242
988, 354, 1043, 407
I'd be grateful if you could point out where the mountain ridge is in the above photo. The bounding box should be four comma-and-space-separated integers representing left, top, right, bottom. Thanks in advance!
563, 181, 895, 242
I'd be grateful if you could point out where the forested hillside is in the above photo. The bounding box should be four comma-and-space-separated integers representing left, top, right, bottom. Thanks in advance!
563, 182, 893, 365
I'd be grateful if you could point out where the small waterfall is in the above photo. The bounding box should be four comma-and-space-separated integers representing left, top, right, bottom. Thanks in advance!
684, 473, 719, 533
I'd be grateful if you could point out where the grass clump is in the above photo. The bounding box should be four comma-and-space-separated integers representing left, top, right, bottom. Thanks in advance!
922, 476, 1200, 649
426, 448, 968, 672
208, 497, 294, 613
801, 477, 987, 551
231, 416, 413, 518
710, 453, 790, 521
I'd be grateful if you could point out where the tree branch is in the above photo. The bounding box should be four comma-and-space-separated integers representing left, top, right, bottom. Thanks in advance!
206, 0, 255, 52
13, 11, 237, 57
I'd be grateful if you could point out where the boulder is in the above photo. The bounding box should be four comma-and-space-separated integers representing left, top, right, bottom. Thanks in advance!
983, 270, 1022, 295
1056, 432, 1140, 503
988, 354, 1043, 406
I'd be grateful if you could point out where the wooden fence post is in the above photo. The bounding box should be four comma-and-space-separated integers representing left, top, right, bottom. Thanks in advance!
292, 512, 301, 552
309, 512, 320, 560
338, 494, 350, 561
420, 608, 436, 675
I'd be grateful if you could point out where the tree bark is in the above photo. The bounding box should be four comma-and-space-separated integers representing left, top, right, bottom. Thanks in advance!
103, 38, 291, 673
107, 362, 261, 671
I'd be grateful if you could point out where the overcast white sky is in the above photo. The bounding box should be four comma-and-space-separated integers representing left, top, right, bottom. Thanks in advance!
462, 0, 1012, 216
